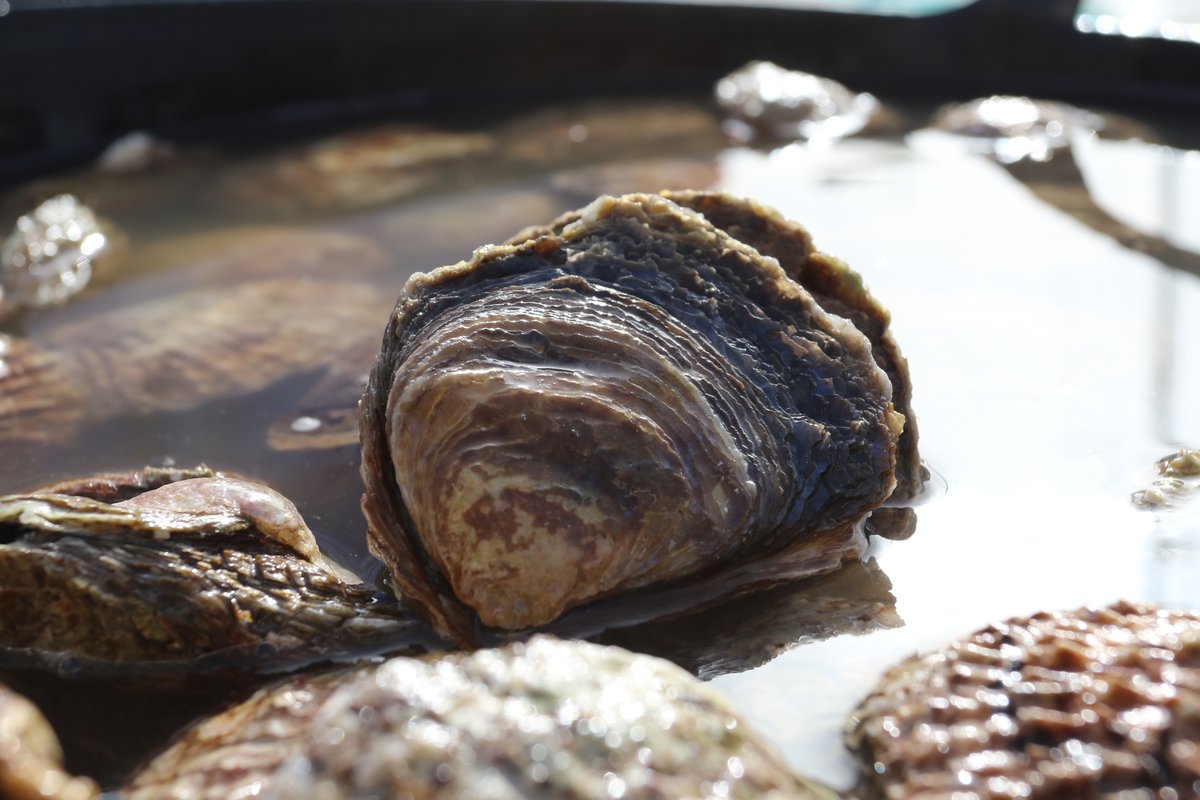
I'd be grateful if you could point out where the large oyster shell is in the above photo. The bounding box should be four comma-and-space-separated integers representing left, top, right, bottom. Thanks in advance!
125, 636, 835, 800
361, 192, 910, 643
846, 600, 1200, 799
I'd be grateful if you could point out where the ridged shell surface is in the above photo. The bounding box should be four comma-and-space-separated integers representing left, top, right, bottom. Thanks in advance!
361, 192, 905, 642
846, 601, 1200, 798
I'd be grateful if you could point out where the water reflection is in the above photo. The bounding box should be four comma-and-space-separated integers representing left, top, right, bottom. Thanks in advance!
594, 558, 900, 681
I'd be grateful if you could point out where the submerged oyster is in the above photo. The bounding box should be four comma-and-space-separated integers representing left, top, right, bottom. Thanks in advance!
126, 636, 835, 800
361, 192, 912, 643
0, 467, 420, 673
0, 681, 97, 800
0, 230, 392, 449
846, 600, 1200, 799
220, 125, 495, 213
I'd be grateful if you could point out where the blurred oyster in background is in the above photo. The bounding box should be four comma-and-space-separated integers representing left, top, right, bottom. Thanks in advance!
126, 637, 837, 800
0, 682, 97, 800
715, 60, 880, 144
95, 131, 178, 175
0, 195, 111, 319
0, 230, 392, 451
219, 125, 495, 213
1131, 448, 1200, 511
919, 95, 1105, 163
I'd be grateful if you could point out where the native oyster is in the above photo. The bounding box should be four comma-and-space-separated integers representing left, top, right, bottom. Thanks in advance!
360, 191, 916, 644
0, 681, 97, 800
0, 229, 391, 450
846, 600, 1200, 799
0, 467, 420, 673
125, 636, 835, 800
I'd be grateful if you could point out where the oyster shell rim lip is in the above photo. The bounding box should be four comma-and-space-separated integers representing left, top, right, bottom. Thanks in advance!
360, 190, 911, 646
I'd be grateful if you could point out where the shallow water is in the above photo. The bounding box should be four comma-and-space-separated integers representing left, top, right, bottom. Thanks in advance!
2, 96, 1199, 791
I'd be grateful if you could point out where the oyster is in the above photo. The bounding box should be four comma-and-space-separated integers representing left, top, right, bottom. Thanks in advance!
0, 681, 97, 800
714, 61, 881, 144
846, 600, 1200, 799
0, 230, 392, 450
219, 125, 495, 213
0, 467, 421, 673
361, 192, 912, 643
126, 636, 835, 800
0, 195, 113, 319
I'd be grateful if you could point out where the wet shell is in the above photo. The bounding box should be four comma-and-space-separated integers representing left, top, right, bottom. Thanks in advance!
846, 600, 1200, 799
0, 681, 97, 800
0, 467, 419, 673
125, 636, 836, 800
361, 192, 908, 643
0, 230, 392, 450
219, 125, 495, 213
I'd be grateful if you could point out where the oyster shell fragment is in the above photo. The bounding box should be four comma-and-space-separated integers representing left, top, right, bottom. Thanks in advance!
126, 636, 835, 800
846, 601, 1200, 799
0, 681, 97, 800
0, 468, 419, 672
361, 192, 910, 643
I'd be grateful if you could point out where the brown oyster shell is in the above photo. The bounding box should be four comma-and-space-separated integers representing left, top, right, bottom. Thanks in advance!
663, 190, 923, 505
846, 600, 1200, 799
218, 125, 495, 213
0, 682, 97, 800
0, 467, 420, 672
0, 230, 392, 450
126, 636, 836, 800
361, 192, 909, 644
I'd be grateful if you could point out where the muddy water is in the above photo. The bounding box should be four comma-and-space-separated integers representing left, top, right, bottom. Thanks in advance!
2, 97, 1200, 791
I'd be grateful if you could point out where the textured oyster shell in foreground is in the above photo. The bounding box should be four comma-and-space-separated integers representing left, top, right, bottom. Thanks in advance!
846, 600, 1200, 799
361, 191, 908, 643
0, 468, 419, 672
126, 636, 835, 800
0, 682, 97, 800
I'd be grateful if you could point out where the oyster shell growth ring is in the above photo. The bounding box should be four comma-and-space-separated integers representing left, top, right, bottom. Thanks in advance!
361, 192, 913, 644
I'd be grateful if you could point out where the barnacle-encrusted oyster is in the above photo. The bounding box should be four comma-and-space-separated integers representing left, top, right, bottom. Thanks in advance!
0, 467, 420, 673
361, 192, 913, 643
0, 681, 97, 800
125, 636, 836, 800
846, 601, 1200, 799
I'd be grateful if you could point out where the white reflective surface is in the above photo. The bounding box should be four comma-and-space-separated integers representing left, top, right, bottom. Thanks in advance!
708, 137, 1200, 787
